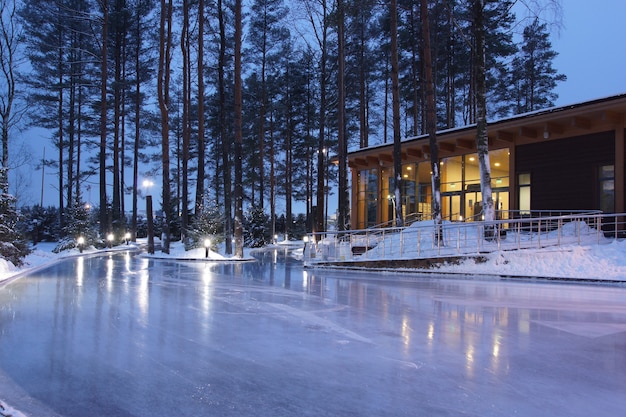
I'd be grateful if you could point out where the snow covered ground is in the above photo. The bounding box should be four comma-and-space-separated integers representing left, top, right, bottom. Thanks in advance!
3, 230, 626, 284
0, 239, 258, 284
299, 219, 626, 282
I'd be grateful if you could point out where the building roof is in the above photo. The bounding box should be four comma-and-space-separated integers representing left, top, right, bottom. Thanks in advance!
349, 93, 626, 169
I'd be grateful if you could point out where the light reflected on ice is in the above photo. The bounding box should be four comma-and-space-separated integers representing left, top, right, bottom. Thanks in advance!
136, 259, 150, 320
519, 311, 530, 334
427, 321, 435, 347
401, 315, 411, 351
106, 256, 114, 293
465, 343, 475, 378
491, 332, 502, 374
75, 257, 84, 287
200, 265, 214, 317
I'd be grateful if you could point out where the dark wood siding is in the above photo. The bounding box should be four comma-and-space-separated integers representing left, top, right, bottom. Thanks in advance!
516, 132, 615, 211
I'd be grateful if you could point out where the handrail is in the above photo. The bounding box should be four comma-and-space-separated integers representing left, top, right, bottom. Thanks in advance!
303, 212, 625, 264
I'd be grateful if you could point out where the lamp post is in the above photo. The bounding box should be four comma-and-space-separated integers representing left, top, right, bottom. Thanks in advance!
77, 236, 85, 253
107, 233, 114, 248
387, 194, 396, 227
143, 179, 155, 254
204, 238, 211, 258
323, 147, 329, 231
124, 232, 131, 245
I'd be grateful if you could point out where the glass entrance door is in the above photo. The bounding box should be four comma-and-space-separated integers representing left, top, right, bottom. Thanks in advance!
441, 193, 462, 221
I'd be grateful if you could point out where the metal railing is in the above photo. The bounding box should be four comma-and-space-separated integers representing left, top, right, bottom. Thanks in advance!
303, 211, 626, 264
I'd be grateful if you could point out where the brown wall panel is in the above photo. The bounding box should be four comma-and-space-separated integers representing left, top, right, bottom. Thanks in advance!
516, 132, 615, 211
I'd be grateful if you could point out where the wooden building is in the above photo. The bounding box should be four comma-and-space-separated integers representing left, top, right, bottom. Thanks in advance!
348, 94, 626, 229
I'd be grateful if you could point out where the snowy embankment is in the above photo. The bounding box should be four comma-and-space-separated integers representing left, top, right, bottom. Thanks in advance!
435, 241, 626, 280
0, 240, 254, 284
3, 227, 626, 283
304, 220, 626, 282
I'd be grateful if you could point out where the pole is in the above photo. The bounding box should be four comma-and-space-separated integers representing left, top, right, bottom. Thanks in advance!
40, 147, 45, 206
147, 195, 155, 254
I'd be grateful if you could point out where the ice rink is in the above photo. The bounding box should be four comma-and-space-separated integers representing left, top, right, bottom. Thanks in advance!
1, 249, 625, 416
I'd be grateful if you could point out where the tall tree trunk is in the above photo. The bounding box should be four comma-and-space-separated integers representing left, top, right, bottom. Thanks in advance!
0, 0, 16, 194
218, 0, 232, 255
67, 65, 75, 209
76, 86, 82, 202
195, 0, 205, 215
337, 0, 348, 231
99, 2, 108, 234
112, 1, 122, 227
181, 0, 190, 241
131, 4, 142, 241
284, 64, 292, 238
410, 5, 420, 136
258, 30, 267, 209
315, 0, 328, 236
421, 0, 442, 243
390, 0, 403, 227
158, 0, 173, 253
473, 0, 494, 223
358, 8, 368, 149
233, 0, 244, 258
269, 109, 275, 240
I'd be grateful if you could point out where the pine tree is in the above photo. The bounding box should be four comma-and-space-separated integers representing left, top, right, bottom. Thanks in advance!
244, 205, 270, 248
510, 18, 566, 114
0, 169, 30, 265
54, 197, 99, 252
16, 205, 61, 244
186, 201, 224, 250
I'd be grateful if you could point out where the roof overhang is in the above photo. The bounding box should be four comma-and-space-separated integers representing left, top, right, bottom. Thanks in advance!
348, 93, 626, 169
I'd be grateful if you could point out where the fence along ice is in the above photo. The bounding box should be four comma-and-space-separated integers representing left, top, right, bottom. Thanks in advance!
304, 212, 625, 264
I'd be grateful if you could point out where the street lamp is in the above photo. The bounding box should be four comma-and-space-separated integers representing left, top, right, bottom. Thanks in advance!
124, 232, 131, 245
77, 236, 85, 253
204, 238, 211, 258
107, 233, 114, 248
388, 194, 396, 226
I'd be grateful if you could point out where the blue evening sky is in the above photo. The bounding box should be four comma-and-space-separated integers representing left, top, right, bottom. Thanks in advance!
550, 0, 626, 105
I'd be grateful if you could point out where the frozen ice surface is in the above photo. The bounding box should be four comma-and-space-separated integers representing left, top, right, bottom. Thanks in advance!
1, 249, 625, 416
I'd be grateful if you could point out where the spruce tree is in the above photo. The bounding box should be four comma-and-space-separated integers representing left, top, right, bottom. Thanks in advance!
0, 169, 30, 265
54, 196, 99, 252
186, 201, 224, 251
510, 18, 566, 114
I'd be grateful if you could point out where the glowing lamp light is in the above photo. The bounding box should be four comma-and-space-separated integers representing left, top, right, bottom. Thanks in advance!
204, 239, 211, 258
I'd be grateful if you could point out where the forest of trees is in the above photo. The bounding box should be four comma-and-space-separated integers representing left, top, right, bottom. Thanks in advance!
0, 0, 565, 261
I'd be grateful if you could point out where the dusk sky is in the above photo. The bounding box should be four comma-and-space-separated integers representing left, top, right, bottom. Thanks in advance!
550, 0, 626, 105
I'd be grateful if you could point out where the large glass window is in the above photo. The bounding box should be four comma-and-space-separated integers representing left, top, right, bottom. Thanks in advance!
518, 173, 531, 214
357, 168, 379, 228
354, 148, 510, 227
598, 165, 615, 213
441, 156, 462, 193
